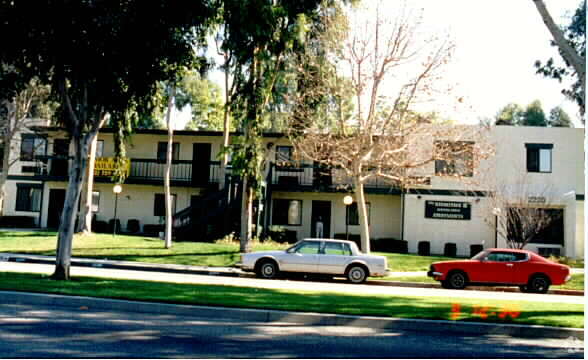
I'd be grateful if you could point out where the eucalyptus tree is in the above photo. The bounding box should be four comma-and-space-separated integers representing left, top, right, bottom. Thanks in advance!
220, 0, 335, 252
533, 0, 585, 118
0, 0, 216, 280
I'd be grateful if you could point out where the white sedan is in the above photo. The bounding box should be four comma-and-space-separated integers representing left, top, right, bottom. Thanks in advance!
240, 239, 389, 284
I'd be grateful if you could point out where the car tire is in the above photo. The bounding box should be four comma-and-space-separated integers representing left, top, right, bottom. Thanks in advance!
527, 274, 551, 293
446, 271, 468, 290
255, 259, 279, 279
519, 285, 530, 293
346, 264, 368, 284
441, 280, 452, 289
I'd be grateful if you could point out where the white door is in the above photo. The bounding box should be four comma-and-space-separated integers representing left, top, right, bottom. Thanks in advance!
279, 240, 320, 273
318, 242, 352, 275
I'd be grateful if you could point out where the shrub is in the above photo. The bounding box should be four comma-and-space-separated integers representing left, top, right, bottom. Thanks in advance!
127, 219, 140, 233
418, 241, 430, 256
444, 243, 457, 257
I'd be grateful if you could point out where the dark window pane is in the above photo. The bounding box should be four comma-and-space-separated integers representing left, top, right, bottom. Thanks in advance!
527, 148, 539, 172
346, 202, 370, 225
154, 193, 176, 217
272, 199, 302, 225
157, 142, 180, 162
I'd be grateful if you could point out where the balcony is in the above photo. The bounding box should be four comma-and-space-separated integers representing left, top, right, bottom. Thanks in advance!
32, 156, 224, 188
269, 163, 400, 194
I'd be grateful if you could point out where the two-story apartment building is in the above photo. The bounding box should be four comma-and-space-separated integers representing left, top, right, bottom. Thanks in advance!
1, 125, 584, 259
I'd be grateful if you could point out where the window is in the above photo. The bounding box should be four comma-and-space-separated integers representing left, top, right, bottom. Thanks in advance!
272, 199, 302, 226
526, 143, 552, 173
157, 142, 180, 162
15, 184, 42, 212
346, 202, 370, 226
292, 240, 320, 254
20, 134, 47, 161
486, 252, 526, 262
435, 141, 474, 177
153, 193, 177, 216
96, 140, 104, 157
275, 146, 293, 163
324, 242, 352, 256
91, 191, 100, 213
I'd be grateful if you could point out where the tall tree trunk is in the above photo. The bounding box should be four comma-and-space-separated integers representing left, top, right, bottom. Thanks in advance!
353, 176, 370, 253
164, 86, 176, 249
0, 132, 12, 217
240, 176, 252, 253
221, 52, 231, 171
76, 135, 98, 233
52, 133, 93, 280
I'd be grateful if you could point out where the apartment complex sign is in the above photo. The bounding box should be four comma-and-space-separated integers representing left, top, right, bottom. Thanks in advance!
425, 200, 471, 220
94, 157, 131, 177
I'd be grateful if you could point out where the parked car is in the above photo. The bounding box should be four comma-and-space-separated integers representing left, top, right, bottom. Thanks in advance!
427, 248, 571, 293
240, 238, 389, 284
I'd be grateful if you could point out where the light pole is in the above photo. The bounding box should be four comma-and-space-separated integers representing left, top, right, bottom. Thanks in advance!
343, 195, 353, 240
113, 184, 122, 237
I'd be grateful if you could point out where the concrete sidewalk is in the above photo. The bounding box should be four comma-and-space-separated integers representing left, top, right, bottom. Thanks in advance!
0, 252, 584, 296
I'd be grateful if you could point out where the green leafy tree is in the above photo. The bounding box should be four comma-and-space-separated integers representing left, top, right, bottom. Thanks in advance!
534, 0, 586, 118
495, 103, 524, 126
176, 71, 226, 131
221, 0, 331, 252
0, 0, 216, 280
521, 100, 548, 126
548, 106, 574, 127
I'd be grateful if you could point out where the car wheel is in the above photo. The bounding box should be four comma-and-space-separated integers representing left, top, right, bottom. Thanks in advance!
446, 271, 468, 290
441, 280, 452, 289
519, 285, 530, 293
256, 259, 279, 279
527, 275, 550, 293
346, 265, 368, 284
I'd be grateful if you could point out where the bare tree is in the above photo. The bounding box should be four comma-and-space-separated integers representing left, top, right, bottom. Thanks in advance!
0, 78, 53, 215
485, 178, 563, 250
288, 3, 492, 252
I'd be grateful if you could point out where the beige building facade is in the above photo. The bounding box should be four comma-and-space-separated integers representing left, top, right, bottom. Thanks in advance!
1, 125, 585, 259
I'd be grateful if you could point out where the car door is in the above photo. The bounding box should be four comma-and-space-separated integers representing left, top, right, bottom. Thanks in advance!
318, 242, 352, 275
477, 251, 516, 284
279, 240, 320, 273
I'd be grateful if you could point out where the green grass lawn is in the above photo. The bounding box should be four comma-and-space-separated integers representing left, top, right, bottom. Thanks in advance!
0, 231, 455, 271
0, 272, 583, 329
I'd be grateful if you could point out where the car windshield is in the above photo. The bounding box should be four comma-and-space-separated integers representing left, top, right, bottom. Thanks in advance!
471, 250, 489, 260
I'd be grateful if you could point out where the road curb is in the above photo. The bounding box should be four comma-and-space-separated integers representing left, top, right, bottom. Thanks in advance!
1, 253, 584, 296
1, 290, 583, 340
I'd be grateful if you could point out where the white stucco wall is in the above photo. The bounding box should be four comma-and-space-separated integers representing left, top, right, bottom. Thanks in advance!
270, 192, 401, 242
403, 194, 494, 257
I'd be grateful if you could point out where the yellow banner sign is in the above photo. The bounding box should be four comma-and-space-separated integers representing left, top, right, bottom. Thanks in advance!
94, 157, 130, 177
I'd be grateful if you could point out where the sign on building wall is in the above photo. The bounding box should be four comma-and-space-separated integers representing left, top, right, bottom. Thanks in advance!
94, 157, 130, 177
425, 200, 471, 220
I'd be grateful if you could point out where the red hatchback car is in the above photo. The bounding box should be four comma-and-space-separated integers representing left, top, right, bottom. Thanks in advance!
427, 248, 571, 293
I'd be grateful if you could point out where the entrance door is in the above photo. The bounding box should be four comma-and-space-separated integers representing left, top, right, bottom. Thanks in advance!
191, 143, 212, 186
50, 139, 69, 176
311, 200, 331, 238
47, 189, 66, 229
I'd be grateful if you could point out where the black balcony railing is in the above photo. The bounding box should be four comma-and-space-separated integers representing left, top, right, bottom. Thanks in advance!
32, 155, 223, 187
268, 162, 396, 191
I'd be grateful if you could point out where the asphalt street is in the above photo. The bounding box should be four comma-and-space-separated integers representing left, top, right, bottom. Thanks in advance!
0, 300, 584, 358
1, 261, 584, 304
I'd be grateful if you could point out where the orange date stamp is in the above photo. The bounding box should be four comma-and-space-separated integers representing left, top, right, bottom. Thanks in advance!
450, 303, 521, 321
